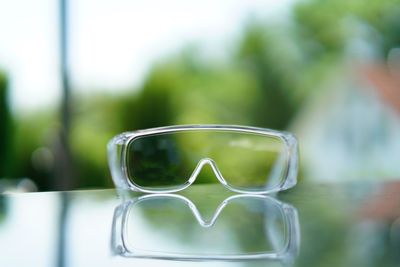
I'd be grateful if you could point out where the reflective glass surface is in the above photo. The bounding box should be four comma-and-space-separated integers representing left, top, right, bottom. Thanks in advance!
1, 182, 400, 267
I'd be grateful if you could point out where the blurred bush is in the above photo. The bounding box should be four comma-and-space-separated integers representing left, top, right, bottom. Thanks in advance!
0, 72, 13, 178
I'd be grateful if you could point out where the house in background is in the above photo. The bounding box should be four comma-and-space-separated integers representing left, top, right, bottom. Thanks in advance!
292, 62, 400, 181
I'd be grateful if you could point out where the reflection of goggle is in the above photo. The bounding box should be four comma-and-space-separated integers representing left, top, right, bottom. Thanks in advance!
108, 125, 298, 194
111, 193, 300, 261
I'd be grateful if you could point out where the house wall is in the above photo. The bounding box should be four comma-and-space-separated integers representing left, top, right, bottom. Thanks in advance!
292, 71, 400, 181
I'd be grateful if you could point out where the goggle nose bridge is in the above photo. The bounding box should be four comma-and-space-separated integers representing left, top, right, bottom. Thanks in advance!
187, 158, 228, 186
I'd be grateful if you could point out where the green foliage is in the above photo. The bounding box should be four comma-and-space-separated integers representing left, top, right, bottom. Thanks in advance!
136, 54, 262, 126
293, 0, 351, 57
293, 0, 400, 59
12, 111, 57, 189
70, 95, 126, 188
0, 72, 13, 177
236, 22, 300, 129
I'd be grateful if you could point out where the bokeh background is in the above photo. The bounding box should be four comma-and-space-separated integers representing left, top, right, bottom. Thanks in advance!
1, 0, 400, 192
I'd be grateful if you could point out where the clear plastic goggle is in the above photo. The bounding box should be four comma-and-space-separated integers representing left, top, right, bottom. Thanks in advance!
108, 125, 298, 194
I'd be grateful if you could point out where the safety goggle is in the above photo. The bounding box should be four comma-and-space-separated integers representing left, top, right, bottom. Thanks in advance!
108, 125, 298, 194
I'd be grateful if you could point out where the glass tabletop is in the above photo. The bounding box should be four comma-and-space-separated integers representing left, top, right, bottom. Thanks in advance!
0, 182, 399, 267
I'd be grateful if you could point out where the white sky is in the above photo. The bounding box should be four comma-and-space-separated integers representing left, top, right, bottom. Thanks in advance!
0, 0, 293, 113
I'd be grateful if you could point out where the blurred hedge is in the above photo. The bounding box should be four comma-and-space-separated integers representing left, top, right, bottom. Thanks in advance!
0, 72, 13, 178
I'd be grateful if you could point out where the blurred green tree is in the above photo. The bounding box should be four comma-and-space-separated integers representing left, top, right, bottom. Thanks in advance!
235, 21, 301, 129
12, 111, 56, 189
293, 0, 400, 60
0, 72, 13, 178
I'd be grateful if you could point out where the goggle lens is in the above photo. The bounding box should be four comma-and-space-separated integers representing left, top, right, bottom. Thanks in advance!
126, 130, 288, 192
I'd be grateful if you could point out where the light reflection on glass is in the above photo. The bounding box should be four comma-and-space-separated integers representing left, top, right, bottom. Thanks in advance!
111, 192, 300, 263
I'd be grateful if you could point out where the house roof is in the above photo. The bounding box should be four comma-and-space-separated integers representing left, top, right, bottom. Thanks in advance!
361, 64, 400, 115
